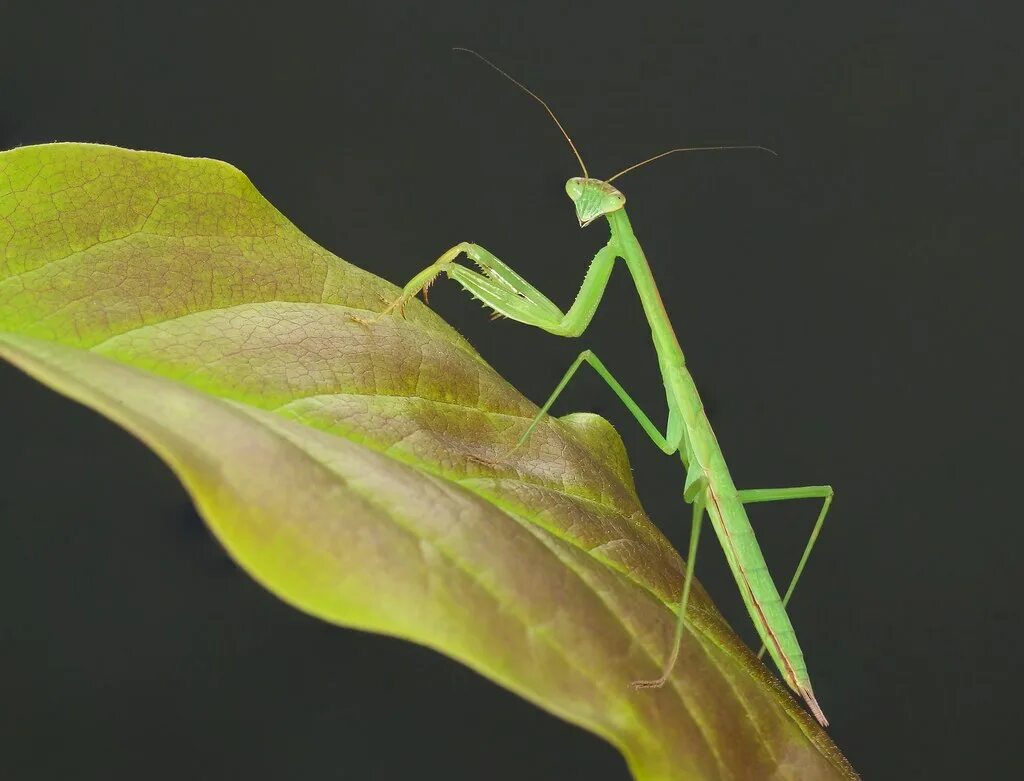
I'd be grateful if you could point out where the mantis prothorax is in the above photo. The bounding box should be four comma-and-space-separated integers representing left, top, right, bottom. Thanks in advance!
381, 49, 835, 727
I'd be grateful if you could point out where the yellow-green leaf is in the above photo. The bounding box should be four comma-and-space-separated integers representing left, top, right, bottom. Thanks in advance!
0, 144, 856, 780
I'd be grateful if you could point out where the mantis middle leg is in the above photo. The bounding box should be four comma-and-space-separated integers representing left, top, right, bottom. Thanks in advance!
519, 349, 683, 454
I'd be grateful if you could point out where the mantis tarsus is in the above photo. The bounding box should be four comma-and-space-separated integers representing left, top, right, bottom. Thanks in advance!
381, 49, 835, 727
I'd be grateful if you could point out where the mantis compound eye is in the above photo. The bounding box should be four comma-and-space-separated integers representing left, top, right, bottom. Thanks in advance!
565, 178, 586, 201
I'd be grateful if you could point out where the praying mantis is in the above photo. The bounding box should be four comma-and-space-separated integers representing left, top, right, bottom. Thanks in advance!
379, 50, 835, 727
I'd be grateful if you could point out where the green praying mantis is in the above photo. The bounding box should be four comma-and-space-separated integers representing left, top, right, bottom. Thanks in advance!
378, 49, 835, 727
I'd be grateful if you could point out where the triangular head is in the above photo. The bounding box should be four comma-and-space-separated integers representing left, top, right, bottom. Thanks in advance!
565, 178, 626, 227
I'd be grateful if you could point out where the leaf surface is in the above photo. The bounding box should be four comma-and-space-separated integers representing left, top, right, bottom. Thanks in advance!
0, 144, 856, 780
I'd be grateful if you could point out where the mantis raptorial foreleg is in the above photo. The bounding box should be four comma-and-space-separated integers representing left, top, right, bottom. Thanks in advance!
384, 242, 619, 336
386, 244, 687, 449
737, 486, 834, 658
518, 349, 683, 454
450, 242, 563, 314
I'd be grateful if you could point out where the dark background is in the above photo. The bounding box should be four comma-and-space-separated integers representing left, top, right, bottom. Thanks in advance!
1, 1, 1019, 778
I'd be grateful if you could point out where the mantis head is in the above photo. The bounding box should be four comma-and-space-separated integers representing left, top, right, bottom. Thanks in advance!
565, 178, 626, 228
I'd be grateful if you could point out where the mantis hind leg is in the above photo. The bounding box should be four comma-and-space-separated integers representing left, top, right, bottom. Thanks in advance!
632, 493, 705, 689
737, 485, 834, 658
518, 349, 682, 454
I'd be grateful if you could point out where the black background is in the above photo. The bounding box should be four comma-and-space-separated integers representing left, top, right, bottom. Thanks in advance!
1, 2, 1019, 779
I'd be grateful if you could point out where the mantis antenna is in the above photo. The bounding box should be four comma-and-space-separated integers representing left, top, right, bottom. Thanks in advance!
452, 47, 589, 178
607, 145, 778, 183
452, 48, 775, 186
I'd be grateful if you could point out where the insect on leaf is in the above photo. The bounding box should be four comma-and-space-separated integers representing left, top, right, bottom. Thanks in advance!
0, 144, 857, 781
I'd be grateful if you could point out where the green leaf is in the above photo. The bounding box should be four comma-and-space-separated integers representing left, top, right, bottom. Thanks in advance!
0, 144, 856, 780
